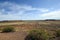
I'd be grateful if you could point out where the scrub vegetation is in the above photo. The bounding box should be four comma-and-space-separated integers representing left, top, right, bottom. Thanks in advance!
0, 20, 60, 40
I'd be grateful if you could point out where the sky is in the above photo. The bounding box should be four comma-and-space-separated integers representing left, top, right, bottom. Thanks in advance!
0, 0, 60, 20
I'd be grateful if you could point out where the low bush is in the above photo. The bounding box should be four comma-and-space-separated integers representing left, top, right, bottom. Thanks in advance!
56, 30, 60, 37
25, 29, 54, 40
2, 26, 15, 33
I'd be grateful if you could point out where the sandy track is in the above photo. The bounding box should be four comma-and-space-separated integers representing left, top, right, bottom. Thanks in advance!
0, 31, 27, 40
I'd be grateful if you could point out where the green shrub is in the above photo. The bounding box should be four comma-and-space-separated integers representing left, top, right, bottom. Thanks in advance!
56, 30, 60, 37
2, 26, 15, 33
25, 29, 54, 40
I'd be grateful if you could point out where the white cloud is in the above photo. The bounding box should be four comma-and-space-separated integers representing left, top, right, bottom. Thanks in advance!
36, 8, 49, 12
0, 2, 49, 20
40, 10, 60, 19
0, 2, 56, 20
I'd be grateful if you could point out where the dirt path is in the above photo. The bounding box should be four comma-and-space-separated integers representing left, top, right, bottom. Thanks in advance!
0, 31, 27, 40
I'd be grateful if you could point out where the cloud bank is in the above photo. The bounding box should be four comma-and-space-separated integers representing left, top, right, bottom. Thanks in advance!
0, 2, 60, 20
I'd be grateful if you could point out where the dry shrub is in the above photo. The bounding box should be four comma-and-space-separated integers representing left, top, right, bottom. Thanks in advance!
56, 30, 60, 37
25, 29, 55, 40
2, 26, 15, 33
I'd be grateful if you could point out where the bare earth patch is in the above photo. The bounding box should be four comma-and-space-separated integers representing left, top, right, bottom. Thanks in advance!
0, 31, 27, 40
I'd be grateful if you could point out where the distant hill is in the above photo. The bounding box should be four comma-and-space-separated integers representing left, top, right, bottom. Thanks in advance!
0, 19, 60, 23
0, 20, 23, 23
45, 19, 56, 21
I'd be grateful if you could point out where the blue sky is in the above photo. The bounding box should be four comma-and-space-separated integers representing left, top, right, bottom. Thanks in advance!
0, 0, 60, 20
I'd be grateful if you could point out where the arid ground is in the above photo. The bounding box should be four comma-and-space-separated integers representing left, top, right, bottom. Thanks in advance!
0, 20, 60, 40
